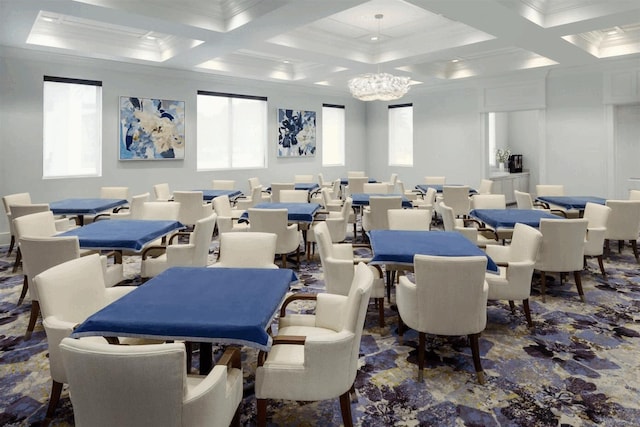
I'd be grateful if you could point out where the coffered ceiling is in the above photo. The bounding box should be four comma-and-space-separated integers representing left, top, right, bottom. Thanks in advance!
1, 0, 639, 94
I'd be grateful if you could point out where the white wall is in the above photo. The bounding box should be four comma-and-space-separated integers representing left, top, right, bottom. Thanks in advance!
508, 109, 539, 192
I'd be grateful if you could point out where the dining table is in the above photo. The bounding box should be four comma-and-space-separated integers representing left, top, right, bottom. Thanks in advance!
368, 230, 499, 301
49, 198, 128, 225
238, 202, 321, 224
469, 208, 564, 229
57, 219, 184, 252
535, 196, 606, 216
415, 184, 477, 194
71, 267, 298, 373
196, 189, 243, 202
350, 193, 414, 208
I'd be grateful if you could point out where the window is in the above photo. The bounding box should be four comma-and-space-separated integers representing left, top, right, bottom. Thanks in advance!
322, 104, 345, 166
388, 103, 413, 167
487, 112, 496, 167
43, 76, 102, 178
197, 91, 267, 170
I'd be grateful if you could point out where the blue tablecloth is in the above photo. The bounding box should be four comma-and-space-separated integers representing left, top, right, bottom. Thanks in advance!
470, 209, 562, 229
239, 202, 321, 223
350, 193, 413, 208
536, 196, 606, 210
369, 230, 498, 273
58, 219, 184, 251
415, 185, 477, 194
197, 190, 243, 201
49, 198, 128, 215
294, 183, 320, 192
71, 267, 297, 351
340, 178, 377, 185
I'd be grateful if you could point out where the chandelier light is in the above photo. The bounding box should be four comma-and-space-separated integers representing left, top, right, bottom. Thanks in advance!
348, 14, 411, 101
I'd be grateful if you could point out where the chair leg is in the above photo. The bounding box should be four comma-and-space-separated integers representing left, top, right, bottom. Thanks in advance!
256, 398, 267, 427
45, 380, 63, 423
597, 255, 606, 276
397, 315, 405, 344
296, 246, 300, 267
17, 276, 28, 306
630, 240, 639, 262
468, 333, 485, 385
184, 342, 192, 373
377, 297, 385, 328
522, 299, 533, 329
618, 240, 624, 253
8, 235, 15, 256
418, 332, 425, 381
339, 391, 354, 427
508, 300, 516, 315
281, 253, 287, 269
230, 407, 241, 427
574, 271, 585, 303
24, 300, 40, 340
12, 248, 22, 273
539, 271, 547, 303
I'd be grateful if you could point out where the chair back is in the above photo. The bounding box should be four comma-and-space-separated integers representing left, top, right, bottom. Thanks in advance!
422, 187, 437, 208
13, 210, 59, 238
478, 179, 493, 194
59, 338, 186, 427
507, 223, 544, 262
153, 183, 172, 201
19, 236, 81, 303
248, 177, 262, 191
111, 192, 149, 220
10, 203, 52, 223
3, 192, 32, 213
280, 190, 308, 203
440, 202, 457, 232
604, 200, 640, 240
321, 187, 337, 208
409, 255, 488, 336
211, 179, 235, 190
583, 202, 611, 256
471, 194, 506, 209
294, 174, 314, 183
313, 222, 335, 266
347, 171, 365, 178
184, 213, 216, 267
514, 190, 534, 209
387, 209, 430, 230
630, 190, 640, 200
212, 195, 233, 217
344, 263, 374, 369
101, 186, 129, 201
270, 183, 294, 203
424, 176, 445, 185
536, 184, 564, 197
442, 186, 470, 217
347, 177, 368, 194
173, 191, 210, 226
248, 208, 288, 234
141, 201, 180, 220
365, 196, 401, 231
363, 183, 391, 194
214, 232, 278, 268
536, 219, 588, 272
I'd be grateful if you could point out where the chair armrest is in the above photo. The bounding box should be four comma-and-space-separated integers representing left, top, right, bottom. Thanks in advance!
463, 218, 485, 228
168, 231, 191, 245
141, 245, 167, 260
102, 250, 122, 264
216, 347, 241, 370
258, 335, 306, 366
104, 286, 137, 303
279, 293, 318, 317
92, 213, 113, 222
550, 209, 567, 218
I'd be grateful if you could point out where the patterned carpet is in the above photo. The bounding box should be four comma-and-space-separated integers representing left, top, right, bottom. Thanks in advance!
1, 230, 640, 426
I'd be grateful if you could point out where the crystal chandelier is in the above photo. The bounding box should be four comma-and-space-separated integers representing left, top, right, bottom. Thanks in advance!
348, 14, 411, 101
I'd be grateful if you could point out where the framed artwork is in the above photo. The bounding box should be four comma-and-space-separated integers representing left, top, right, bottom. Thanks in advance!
277, 108, 316, 157
119, 96, 185, 160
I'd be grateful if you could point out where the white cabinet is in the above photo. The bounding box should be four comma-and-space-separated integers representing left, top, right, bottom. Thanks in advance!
489, 172, 530, 204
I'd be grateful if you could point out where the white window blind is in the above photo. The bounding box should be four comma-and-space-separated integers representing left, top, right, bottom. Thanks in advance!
197, 91, 267, 170
487, 112, 497, 167
388, 103, 413, 167
43, 76, 102, 178
322, 104, 345, 166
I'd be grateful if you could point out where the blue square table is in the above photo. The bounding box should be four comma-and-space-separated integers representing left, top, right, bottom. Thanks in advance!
535, 196, 606, 216
72, 267, 297, 373
415, 184, 477, 194
58, 219, 184, 252
350, 193, 413, 208
469, 209, 563, 229
368, 230, 498, 301
340, 178, 377, 185
239, 202, 321, 224
50, 198, 128, 225
197, 189, 243, 202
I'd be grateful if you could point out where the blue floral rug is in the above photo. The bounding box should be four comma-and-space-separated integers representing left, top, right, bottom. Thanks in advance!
1, 233, 639, 426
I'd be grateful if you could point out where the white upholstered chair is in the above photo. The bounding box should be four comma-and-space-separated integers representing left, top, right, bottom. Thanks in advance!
630, 190, 640, 200
33, 254, 138, 423
269, 182, 294, 203
19, 236, 123, 339
59, 338, 243, 427
236, 185, 264, 210
361, 196, 401, 240
255, 262, 373, 427
363, 182, 392, 194
582, 202, 612, 276
536, 184, 564, 196
471, 194, 506, 209
535, 218, 588, 302
211, 179, 235, 190
314, 221, 386, 326
248, 208, 301, 268
248, 177, 272, 203
279, 189, 309, 203
397, 254, 489, 383
440, 202, 499, 248
442, 185, 471, 218
535, 184, 578, 218
484, 224, 543, 328
424, 176, 446, 185
172, 191, 211, 228
514, 190, 565, 217
397, 180, 419, 201
141, 213, 216, 279
100, 186, 129, 200
604, 200, 640, 262
140, 201, 181, 220
306, 197, 352, 260
478, 179, 493, 195
212, 195, 248, 234
413, 186, 437, 212
387, 208, 430, 231
153, 183, 172, 201
2, 192, 32, 255
96, 192, 149, 221
318, 173, 333, 188
345, 176, 368, 198
347, 170, 365, 178
294, 174, 314, 183
212, 232, 278, 269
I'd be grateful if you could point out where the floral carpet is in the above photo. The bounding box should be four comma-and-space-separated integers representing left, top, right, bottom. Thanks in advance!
1, 232, 639, 426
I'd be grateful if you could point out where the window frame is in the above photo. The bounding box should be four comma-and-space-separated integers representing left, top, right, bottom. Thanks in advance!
388, 103, 414, 167
321, 103, 346, 167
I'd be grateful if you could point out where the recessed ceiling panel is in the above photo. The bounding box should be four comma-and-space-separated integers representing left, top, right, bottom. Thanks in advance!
562, 22, 640, 58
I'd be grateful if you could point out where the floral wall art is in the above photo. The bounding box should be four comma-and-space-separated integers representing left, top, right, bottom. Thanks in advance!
277, 108, 316, 157
119, 96, 185, 160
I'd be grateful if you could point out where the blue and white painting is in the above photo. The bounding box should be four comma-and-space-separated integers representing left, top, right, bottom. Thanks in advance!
119, 96, 185, 160
277, 108, 316, 157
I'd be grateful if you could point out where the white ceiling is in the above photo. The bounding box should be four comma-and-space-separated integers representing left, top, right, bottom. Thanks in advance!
2, 0, 639, 94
